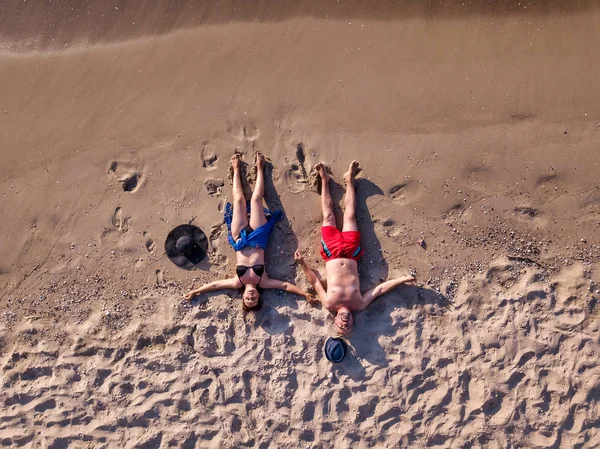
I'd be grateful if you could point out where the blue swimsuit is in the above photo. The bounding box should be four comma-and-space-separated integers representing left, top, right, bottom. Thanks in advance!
223, 202, 283, 252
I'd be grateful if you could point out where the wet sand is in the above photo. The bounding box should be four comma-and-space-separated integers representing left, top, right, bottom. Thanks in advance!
1, 2, 599, 448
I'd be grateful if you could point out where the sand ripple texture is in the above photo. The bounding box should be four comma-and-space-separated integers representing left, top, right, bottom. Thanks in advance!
1, 260, 598, 449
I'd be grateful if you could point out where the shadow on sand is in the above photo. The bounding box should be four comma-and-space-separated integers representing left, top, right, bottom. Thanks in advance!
334, 284, 454, 381
355, 178, 389, 288
255, 158, 304, 336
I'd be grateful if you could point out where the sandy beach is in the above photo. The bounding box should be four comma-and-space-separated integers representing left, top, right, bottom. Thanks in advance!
1, 1, 599, 448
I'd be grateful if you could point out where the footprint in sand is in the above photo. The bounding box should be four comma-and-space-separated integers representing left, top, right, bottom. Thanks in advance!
535, 171, 560, 187
301, 401, 316, 422
389, 183, 408, 199
143, 231, 155, 252
208, 221, 225, 248
201, 143, 219, 170
155, 269, 164, 286
111, 207, 131, 233
514, 206, 539, 219
241, 124, 260, 142
285, 144, 310, 193
375, 217, 404, 239
388, 180, 422, 206
226, 120, 260, 155
227, 121, 260, 142
203, 178, 225, 197
108, 161, 142, 193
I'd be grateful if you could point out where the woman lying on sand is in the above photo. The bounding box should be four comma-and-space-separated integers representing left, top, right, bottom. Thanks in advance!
184, 152, 313, 310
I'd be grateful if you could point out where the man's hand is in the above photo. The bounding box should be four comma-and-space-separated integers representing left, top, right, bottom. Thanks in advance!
294, 249, 327, 304
294, 249, 305, 264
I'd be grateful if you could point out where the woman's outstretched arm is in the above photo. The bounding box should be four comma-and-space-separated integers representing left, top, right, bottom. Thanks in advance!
184, 278, 241, 300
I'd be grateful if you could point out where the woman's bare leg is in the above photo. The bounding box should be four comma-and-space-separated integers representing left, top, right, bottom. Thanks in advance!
249, 152, 268, 230
230, 154, 249, 238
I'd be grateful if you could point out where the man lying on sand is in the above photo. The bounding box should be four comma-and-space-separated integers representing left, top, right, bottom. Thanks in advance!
185, 153, 313, 310
295, 161, 415, 334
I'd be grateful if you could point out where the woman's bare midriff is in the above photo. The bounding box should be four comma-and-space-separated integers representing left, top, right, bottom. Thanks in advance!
236, 247, 265, 266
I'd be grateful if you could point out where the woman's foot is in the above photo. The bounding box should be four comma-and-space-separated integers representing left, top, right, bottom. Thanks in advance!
231, 153, 241, 171
343, 160, 361, 184
255, 152, 265, 171
314, 162, 330, 183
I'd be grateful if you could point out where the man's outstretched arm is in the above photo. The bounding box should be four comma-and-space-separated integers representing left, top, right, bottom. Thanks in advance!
361, 275, 416, 309
259, 277, 316, 304
294, 250, 326, 305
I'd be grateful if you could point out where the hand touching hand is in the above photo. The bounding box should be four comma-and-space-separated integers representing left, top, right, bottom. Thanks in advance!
294, 249, 305, 264
305, 294, 319, 307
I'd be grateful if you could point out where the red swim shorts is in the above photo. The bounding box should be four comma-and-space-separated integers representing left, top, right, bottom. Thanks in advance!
320, 226, 363, 261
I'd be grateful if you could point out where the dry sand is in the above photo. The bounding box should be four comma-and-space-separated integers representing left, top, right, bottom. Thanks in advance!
1, 1, 599, 448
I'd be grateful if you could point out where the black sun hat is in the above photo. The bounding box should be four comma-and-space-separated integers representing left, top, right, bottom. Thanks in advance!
165, 224, 208, 270
324, 337, 347, 363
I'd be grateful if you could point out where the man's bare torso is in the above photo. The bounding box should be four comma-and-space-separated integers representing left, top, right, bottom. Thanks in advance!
323, 258, 364, 312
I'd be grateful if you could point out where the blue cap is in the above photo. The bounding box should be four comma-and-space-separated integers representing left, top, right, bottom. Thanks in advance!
325, 337, 347, 363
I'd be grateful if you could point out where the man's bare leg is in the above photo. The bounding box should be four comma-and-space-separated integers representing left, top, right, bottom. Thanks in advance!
230, 154, 249, 238
315, 162, 336, 227
249, 152, 268, 230
342, 160, 361, 232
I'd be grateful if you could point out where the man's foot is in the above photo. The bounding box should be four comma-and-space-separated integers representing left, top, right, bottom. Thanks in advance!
231, 154, 241, 171
255, 152, 265, 170
343, 160, 361, 184
314, 162, 330, 183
